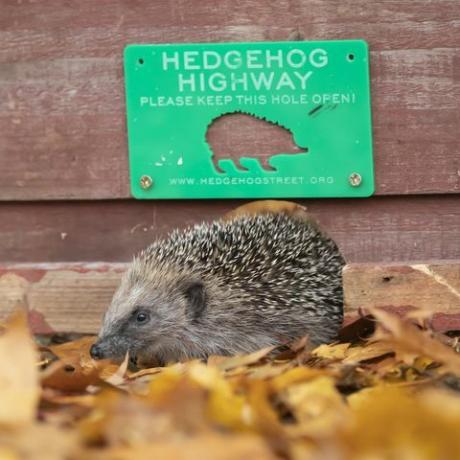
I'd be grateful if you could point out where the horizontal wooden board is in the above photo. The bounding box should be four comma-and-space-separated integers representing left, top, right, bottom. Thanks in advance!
344, 261, 460, 330
1, 261, 459, 334
0, 1, 459, 199
0, 195, 459, 264
0, 264, 124, 333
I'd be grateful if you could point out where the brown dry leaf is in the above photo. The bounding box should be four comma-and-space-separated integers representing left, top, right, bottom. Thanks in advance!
41, 357, 118, 392
215, 346, 274, 372
46, 335, 97, 360
2, 311, 460, 459
337, 315, 376, 343
41, 390, 97, 408
41, 336, 120, 392
245, 362, 292, 380
222, 200, 308, 223
103, 354, 129, 386
370, 307, 460, 374
0, 312, 39, 426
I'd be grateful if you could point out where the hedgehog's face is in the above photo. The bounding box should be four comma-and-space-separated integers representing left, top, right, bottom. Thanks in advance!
90, 269, 207, 366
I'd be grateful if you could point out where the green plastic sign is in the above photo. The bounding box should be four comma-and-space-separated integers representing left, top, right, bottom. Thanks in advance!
124, 40, 373, 199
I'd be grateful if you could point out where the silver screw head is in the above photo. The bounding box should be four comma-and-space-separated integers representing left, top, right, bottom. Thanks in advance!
140, 175, 153, 190
349, 172, 362, 187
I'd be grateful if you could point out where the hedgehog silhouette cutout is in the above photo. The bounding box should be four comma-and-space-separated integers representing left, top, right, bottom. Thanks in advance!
206, 111, 308, 174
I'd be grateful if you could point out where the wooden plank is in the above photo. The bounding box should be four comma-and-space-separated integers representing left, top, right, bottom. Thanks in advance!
1, 1, 459, 54
1, 260, 459, 334
0, 195, 459, 264
0, 264, 124, 333
0, 1, 459, 199
344, 261, 460, 330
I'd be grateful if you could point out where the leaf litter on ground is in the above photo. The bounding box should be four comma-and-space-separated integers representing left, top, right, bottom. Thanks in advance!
1, 309, 460, 459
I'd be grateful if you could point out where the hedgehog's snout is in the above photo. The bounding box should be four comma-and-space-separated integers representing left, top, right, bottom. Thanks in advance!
90, 341, 108, 360
90, 334, 128, 361
90, 343, 103, 360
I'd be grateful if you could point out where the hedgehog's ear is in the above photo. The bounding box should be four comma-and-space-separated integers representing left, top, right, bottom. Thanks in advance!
183, 281, 206, 321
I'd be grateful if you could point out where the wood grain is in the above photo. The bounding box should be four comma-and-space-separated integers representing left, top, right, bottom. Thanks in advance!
0, 264, 124, 333
0, 195, 459, 264
344, 261, 460, 330
0, 1, 459, 199
1, 260, 459, 334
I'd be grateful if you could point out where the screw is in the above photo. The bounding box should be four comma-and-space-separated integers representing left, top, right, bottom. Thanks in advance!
349, 173, 362, 187
140, 175, 153, 190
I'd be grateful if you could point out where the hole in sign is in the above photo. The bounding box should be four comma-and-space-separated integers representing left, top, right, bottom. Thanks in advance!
347, 53, 355, 62
206, 112, 308, 174
138, 58, 144, 65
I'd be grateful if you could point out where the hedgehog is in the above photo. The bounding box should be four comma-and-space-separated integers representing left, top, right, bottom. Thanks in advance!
90, 206, 345, 367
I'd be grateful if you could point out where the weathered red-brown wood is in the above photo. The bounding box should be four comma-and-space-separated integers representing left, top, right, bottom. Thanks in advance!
0, 263, 125, 333
344, 261, 460, 330
0, 195, 459, 264
0, 1, 459, 199
1, 261, 459, 334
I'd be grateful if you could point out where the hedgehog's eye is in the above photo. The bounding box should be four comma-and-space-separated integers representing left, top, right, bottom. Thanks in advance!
133, 310, 150, 324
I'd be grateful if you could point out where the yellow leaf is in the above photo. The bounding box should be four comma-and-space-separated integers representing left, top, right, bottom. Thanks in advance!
343, 341, 394, 364
0, 423, 78, 460
88, 433, 278, 460
0, 448, 18, 460
271, 367, 331, 392
187, 363, 250, 431
345, 386, 460, 459
0, 312, 39, 426
413, 356, 434, 373
215, 346, 274, 372
279, 376, 347, 438
312, 343, 350, 360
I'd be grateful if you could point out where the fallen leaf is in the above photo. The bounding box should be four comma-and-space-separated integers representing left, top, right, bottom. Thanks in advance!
0, 423, 79, 460
45, 335, 96, 361
279, 376, 347, 438
86, 432, 278, 460
104, 354, 129, 386
337, 315, 376, 343
0, 312, 39, 426
1, 308, 460, 459
342, 341, 395, 364
215, 346, 274, 371
312, 343, 350, 360
344, 386, 460, 459
370, 308, 460, 374
41, 336, 120, 392
271, 367, 332, 392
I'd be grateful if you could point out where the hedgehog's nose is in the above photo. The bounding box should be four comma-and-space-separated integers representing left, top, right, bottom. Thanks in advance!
90, 343, 105, 360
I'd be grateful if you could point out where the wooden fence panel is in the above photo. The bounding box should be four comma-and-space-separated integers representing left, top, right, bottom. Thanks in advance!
0, 195, 459, 263
0, 0, 459, 199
